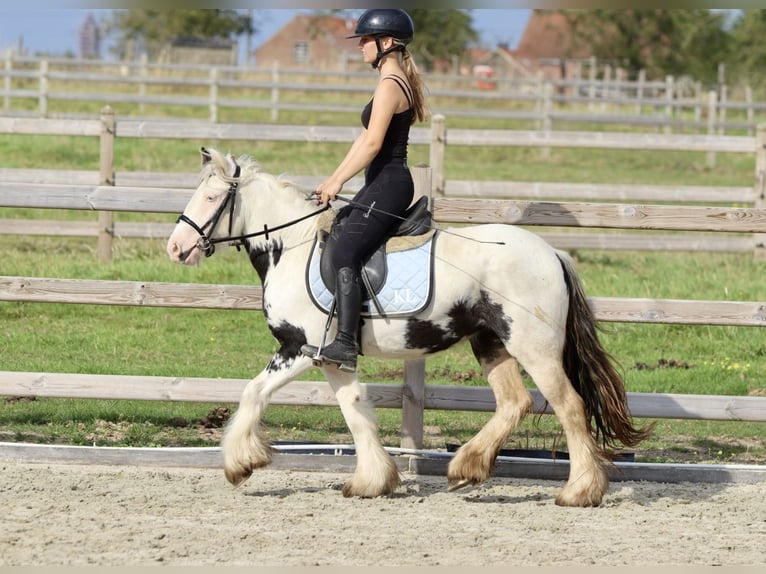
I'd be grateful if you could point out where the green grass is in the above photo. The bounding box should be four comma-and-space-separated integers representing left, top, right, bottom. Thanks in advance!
0, 90, 764, 464
1, 236, 764, 463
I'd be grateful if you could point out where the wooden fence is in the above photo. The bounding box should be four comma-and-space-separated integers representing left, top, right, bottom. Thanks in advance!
0, 111, 765, 451
1, 110, 763, 258
2, 55, 766, 134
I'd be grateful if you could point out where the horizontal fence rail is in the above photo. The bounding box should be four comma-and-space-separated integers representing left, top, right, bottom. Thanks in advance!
433, 199, 766, 233
0, 276, 764, 326
0, 115, 755, 151
0, 372, 764, 423
1, 167, 754, 204
1, 184, 764, 233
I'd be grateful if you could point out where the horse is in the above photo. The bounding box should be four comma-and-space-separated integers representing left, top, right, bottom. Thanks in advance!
166, 147, 652, 507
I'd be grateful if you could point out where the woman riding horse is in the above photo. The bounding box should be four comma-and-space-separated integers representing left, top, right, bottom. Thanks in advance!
300, 9, 429, 373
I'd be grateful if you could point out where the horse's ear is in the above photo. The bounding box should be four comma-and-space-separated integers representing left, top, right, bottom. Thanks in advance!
225, 153, 239, 177
200, 147, 212, 166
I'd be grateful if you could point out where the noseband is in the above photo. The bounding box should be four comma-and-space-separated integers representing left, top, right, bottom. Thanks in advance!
176, 165, 241, 258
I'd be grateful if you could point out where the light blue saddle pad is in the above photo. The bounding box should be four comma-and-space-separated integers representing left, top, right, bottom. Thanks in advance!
306, 235, 436, 318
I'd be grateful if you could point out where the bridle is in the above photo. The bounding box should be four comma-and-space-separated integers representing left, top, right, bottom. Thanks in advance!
175, 164, 331, 260
176, 165, 241, 258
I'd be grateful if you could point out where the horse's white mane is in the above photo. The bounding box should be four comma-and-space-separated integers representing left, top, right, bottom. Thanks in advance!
201, 147, 310, 200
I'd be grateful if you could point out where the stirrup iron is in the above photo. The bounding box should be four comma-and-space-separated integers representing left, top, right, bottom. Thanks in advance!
303, 298, 336, 365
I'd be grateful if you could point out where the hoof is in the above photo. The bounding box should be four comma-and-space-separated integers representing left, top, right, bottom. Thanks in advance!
554, 494, 602, 508
447, 452, 493, 492
447, 477, 480, 492
340, 465, 401, 498
555, 485, 604, 507
222, 446, 274, 488
342, 481, 373, 498
341, 482, 381, 498
224, 466, 253, 488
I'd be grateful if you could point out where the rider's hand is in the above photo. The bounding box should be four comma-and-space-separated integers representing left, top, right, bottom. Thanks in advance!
316, 178, 342, 205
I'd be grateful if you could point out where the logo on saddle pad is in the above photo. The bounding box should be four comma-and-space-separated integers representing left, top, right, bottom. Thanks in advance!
305, 205, 437, 318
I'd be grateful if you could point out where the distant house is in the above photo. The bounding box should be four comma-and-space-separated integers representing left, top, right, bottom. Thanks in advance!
158, 37, 238, 66
512, 10, 593, 81
254, 14, 362, 71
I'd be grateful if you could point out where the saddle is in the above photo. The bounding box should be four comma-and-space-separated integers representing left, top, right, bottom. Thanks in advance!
309, 196, 435, 317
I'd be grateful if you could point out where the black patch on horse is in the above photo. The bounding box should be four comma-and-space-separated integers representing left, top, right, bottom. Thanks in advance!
246, 239, 284, 284
405, 290, 511, 355
404, 318, 460, 353
473, 290, 512, 342
469, 330, 508, 365
266, 321, 308, 373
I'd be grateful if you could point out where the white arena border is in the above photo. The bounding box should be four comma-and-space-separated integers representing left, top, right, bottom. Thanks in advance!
2, 441, 766, 485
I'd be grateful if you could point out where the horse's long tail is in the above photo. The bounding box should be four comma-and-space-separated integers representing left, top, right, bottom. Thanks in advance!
557, 252, 654, 450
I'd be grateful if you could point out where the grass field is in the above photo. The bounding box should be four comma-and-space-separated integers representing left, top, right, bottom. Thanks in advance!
1, 99, 764, 464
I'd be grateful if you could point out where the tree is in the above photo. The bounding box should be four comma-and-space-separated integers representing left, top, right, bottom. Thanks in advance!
103, 10, 254, 60
408, 9, 479, 71
728, 10, 766, 89
558, 10, 730, 83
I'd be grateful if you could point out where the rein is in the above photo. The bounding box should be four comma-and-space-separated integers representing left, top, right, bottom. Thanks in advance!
207, 204, 330, 250
176, 165, 330, 258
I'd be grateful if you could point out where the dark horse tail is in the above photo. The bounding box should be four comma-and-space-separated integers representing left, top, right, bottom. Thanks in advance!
557, 253, 654, 450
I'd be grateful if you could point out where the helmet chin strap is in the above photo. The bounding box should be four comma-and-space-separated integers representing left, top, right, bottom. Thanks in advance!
371, 37, 405, 69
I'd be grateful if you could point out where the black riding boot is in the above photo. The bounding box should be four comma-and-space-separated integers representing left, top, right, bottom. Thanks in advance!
301, 267, 361, 372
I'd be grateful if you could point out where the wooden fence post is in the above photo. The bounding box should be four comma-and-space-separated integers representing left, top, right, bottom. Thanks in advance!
428, 113, 445, 197
664, 75, 674, 134
572, 60, 581, 98
400, 164, 432, 450
754, 124, 766, 261
718, 84, 727, 136
98, 106, 115, 262
587, 56, 596, 111
635, 69, 645, 116
270, 61, 279, 122
541, 82, 552, 159
601, 64, 611, 112
534, 71, 543, 130
138, 53, 147, 115
3, 51, 11, 112
707, 90, 717, 168
694, 85, 702, 126
208, 67, 219, 123
38, 59, 48, 118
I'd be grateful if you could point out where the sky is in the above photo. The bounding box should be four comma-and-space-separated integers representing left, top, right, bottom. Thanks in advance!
0, 9, 531, 61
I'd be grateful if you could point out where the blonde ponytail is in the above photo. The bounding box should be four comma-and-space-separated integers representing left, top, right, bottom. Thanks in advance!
400, 48, 428, 124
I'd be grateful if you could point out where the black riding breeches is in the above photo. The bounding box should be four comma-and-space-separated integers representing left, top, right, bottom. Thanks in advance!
331, 159, 414, 272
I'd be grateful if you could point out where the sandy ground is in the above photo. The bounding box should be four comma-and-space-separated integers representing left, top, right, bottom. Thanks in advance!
1, 460, 765, 567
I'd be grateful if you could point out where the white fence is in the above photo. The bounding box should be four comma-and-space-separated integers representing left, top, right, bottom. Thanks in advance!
2, 55, 765, 133
0, 112, 765, 451
1, 110, 763, 258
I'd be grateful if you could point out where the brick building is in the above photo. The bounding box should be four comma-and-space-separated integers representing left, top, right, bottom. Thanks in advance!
254, 14, 362, 71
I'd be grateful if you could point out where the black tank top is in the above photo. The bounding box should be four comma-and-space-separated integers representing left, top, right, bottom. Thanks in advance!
360, 75, 414, 161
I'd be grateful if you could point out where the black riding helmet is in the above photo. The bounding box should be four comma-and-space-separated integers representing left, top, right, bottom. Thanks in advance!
347, 9, 414, 69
